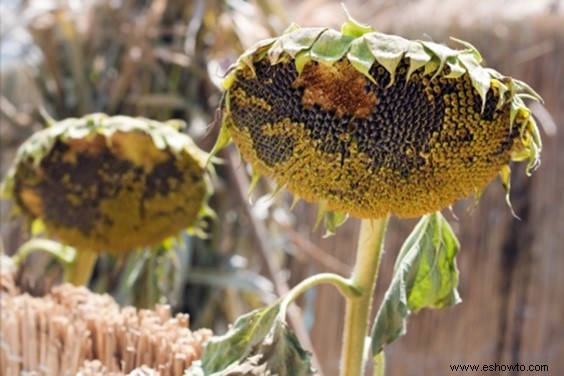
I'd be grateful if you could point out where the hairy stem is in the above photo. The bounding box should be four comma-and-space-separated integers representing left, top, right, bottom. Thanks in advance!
283, 273, 360, 310
340, 216, 389, 376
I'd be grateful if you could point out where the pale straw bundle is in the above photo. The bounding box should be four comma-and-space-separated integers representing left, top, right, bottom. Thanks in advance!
0, 272, 212, 376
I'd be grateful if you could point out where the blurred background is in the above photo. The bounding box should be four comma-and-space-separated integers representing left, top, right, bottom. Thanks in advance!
1, 0, 562, 375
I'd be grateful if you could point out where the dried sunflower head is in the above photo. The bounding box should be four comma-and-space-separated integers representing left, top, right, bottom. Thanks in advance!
214, 17, 542, 220
1, 113, 210, 252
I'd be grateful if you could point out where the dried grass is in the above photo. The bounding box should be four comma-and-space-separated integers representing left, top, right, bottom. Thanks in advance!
0, 272, 212, 376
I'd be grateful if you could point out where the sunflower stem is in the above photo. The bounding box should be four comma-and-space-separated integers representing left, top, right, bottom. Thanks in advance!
283, 273, 360, 310
67, 249, 97, 286
373, 351, 386, 376
340, 216, 389, 376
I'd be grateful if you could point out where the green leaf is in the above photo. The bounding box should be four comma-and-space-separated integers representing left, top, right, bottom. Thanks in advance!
405, 42, 432, 80
457, 51, 491, 113
499, 165, 515, 216
308, 29, 355, 63
207, 121, 233, 165
450, 37, 483, 62
323, 210, 349, 237
364, 32, 410, 86
269, 27, 326, 64
371, 212, 461, 356
238, 37, 278, 76
444, 58, 466, 79
347, 37, 377, 83
340, 9, 375, 37
188, 301, 314, 376
420, 40, 462, 81
310, 201, 350, 236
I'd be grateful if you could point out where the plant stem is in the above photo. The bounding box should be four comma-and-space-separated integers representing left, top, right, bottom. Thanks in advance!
283, 273, 360, 310
12, 238, 75, 266
340, 216, 389, 376
373, 351, 385, 376
67, 249, 97, 286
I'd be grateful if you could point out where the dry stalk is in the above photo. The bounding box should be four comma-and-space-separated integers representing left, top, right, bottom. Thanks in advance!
0, 272, 212, 376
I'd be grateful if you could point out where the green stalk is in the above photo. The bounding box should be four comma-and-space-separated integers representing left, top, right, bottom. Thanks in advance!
283, 273, 360, 309
340, 216, 389, 376
373, 351, 386, 376
67, 249, 97, 286
12, 238, 96, 286
12, 239, 74, 266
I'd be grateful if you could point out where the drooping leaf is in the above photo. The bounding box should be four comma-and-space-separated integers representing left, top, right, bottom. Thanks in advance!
187, 300, 314, 376
323, 210, 349, 237
308, 29, 355, 63
364, 32, 410, 86
371, 212, 461, 356
420, 41, 458, 80
347, 37, 376, 83
340, 10, 375, 37
499, 164, 517, 218
405, 42, 431, 80
458, 51, 491, 113
269, 27, 326, 61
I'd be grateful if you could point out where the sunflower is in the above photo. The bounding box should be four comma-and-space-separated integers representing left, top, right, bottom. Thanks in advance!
214, 18, 541, 220
1, 113, 210, 253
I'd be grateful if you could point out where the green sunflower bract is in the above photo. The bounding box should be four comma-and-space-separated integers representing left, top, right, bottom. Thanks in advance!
1, 113, 210, 252
214, 18, 542, 219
